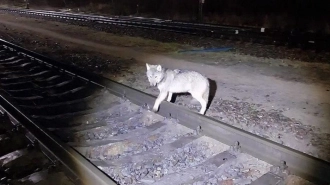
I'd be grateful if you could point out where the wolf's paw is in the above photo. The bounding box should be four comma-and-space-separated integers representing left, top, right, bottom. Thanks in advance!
152, 107, 158, 112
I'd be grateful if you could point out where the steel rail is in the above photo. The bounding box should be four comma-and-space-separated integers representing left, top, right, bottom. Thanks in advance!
0, 8, 279, 32
0, 40, 118, 185
14, 9, 218, 33
0, 8, 294, 44
18, 8, 269, 34
4, 7, 330, 49
1, 38, 330, 184
2, 8, 198, 35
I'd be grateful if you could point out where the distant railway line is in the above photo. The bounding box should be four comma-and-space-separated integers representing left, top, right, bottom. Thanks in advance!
0, 7, 329, 50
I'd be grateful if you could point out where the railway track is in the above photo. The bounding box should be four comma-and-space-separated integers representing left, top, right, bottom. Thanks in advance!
0, 110, 78, 185
0, 7, 330, 50
0, 38, 329, 185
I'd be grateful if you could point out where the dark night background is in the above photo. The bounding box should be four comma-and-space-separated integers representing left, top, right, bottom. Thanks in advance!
2, 0, 330, 32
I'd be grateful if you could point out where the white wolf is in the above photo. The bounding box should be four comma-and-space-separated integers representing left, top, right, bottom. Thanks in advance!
146, 63, 209, 115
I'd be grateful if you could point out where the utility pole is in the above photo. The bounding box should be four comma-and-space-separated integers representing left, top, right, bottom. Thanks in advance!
136, 4, 139, 15
26, 0, 29, 9
199, 0, 204, 22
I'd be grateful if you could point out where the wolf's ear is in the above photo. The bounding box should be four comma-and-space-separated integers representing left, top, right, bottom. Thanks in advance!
146, 63, 150, 70
156, 65, 162, 71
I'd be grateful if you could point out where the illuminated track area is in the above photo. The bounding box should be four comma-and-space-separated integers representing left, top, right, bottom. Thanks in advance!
0, 39, 329, 185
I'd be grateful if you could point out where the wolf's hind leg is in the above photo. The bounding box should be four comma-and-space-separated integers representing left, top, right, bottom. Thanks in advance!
191, 92, 207, 115
167, 92, 173, 102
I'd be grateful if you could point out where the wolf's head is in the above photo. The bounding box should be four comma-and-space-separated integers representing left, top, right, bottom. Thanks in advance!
146, 63, 165, 86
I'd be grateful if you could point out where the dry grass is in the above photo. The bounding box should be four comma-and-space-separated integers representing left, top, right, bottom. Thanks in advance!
203, 13, 329, 32
172, 51, 330, 70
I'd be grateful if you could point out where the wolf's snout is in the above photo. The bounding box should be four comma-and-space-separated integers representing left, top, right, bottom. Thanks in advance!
150, 82, 156, 86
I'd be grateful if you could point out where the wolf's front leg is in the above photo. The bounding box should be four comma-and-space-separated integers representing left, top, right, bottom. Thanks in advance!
152, 91, 168, 112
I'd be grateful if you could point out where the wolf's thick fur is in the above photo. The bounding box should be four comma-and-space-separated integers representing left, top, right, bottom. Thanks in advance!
146, 63, 209, 115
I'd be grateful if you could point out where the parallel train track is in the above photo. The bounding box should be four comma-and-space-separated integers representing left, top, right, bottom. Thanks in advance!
0, 7, 330, 50
0, 39, 329, 185
0, 111, 78, 185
